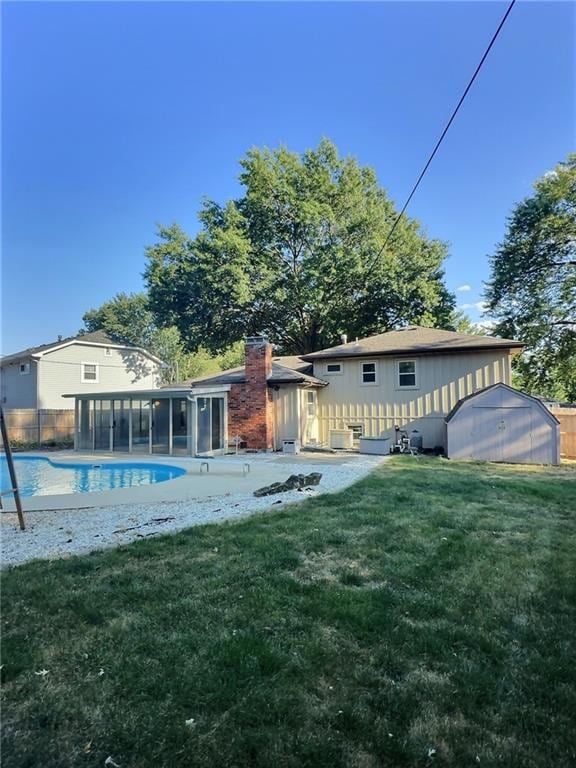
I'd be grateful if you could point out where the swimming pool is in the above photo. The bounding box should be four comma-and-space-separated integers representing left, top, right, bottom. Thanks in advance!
0, 455, 186, 497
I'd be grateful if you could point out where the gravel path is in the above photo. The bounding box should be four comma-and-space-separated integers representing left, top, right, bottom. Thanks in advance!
1, 455, 385, 568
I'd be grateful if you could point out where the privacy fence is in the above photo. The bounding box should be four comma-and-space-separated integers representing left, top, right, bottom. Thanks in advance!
551, 408, 576, 460
0, 409, 75, 445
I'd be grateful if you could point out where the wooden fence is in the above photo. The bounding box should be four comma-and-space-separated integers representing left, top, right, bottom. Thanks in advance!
550, 408, 576, 460
0, 409, 75, 445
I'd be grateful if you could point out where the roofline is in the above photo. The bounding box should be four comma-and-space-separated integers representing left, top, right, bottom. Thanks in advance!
445, 383, 561, 424
301, 342, 525, 361
62, 384, 231, 399
1, 338, 165, 367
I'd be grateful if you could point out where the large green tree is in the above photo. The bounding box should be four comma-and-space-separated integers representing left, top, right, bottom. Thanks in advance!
83, 292, 155, 347
82, 292, 245, 383
145, 140, 455, 354
485, 154, 576, 401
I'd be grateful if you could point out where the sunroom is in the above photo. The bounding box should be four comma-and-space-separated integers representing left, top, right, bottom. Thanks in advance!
65, 386, 230, 456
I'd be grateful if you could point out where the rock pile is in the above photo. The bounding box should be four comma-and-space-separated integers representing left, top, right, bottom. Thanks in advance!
253, 472, 322, 497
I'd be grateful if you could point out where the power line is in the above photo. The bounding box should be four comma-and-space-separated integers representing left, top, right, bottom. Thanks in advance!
372, 0, 517, 265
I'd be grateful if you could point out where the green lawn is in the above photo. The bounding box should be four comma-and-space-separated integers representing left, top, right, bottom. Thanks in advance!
2, 458, 575, 768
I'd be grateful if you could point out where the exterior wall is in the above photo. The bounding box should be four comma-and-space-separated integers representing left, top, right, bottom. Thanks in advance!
446, 385, 560, 465
38, 343, 162, 410
272, 385, 301, 449
227, 338, 274, 450
0, 359, 38, 409
313, 350, 513, 450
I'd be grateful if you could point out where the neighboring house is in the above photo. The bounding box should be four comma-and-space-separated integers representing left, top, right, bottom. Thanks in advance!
67, 326, 526, 456
0, 331, 164, 411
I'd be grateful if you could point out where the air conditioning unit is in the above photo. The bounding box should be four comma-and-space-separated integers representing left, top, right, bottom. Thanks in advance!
329, 429, 354, 450
282, 439, 301, 454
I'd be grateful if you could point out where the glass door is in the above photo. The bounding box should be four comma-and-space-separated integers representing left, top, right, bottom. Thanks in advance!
112, 399, 130, 452
196, 396, 225, 454
94, 400, 111, 450
197, 397, 211, 454
151, 399, 170, 454
211, 398, 224, 450
131, 400, 150, 453
78, 400, 94, 450
172, 398, 190, 455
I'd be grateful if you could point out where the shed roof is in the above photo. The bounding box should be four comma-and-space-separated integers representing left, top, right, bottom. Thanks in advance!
445, 383, 560, 424
301, 326, 524, 361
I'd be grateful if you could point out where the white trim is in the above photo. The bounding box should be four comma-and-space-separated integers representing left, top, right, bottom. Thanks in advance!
324, 362, 343, 375
396, 359, 419, 390
360, 360, 378, 386
81, 362, 100, 384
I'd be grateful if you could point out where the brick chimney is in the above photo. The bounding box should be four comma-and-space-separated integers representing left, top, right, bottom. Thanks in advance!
227, 336, 274, 451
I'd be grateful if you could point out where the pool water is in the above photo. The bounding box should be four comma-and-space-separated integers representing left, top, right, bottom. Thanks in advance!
0, 455, 186, 497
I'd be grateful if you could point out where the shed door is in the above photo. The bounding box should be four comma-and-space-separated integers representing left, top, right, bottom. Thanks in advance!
472, 406, 532, 463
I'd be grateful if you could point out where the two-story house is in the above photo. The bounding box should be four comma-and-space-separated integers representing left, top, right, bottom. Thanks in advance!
0, 331, 164, 412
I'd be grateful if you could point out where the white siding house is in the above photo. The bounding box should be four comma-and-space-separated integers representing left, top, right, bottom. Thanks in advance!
1, 331, 164, 411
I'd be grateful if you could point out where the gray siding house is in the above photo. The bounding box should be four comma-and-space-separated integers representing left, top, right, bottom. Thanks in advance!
1, 331, 164, 411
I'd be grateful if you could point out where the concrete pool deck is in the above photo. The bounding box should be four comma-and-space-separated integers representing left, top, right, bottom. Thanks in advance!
1, 450, 387, 568
1, 452, 294, 512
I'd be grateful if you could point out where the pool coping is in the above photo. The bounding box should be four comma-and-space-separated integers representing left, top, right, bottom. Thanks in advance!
1, 452, 293, 512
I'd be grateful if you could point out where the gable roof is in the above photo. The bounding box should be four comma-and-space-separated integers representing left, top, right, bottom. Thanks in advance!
301, 326, 524, 361
445, 383, 560, 424
0, 331, 164, 366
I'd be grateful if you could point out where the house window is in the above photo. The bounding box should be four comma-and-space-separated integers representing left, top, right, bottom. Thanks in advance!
82, 363, 99, 383
19, 362, 30, 375
325, 362, 342, 374
306, 391, 316, 417
398, 360, 417, 388
348, 424, 363, 444
361, 361, 377, 385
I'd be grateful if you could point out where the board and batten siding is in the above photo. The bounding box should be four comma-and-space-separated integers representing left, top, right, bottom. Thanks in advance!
272, 386, 320, 449
313, 350, 513, 450
37, 344, 162, 410
0, 360, 38, 409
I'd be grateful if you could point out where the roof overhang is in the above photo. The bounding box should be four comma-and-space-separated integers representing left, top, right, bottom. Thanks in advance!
302, 343, 525, 362
63, 384, 231, 399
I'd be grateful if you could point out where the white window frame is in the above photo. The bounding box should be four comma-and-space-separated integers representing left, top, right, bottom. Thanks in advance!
19, 362, 31, 375
81, 362, 99, 384
361, 360, 378, 386
396, 359, 418, 390
306, 390, 317, 417
325, 362, 343, 375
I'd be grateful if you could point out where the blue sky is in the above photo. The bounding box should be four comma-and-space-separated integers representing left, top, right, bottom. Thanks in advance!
2, 1, 574, 353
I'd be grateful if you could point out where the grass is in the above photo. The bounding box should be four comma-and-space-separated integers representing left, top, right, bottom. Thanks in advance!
2, 457, 575, 768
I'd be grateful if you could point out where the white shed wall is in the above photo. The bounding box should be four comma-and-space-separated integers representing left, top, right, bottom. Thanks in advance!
446, 385, 560, 465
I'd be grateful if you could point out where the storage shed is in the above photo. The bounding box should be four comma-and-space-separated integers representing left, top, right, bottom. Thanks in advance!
446, 383, 561, 465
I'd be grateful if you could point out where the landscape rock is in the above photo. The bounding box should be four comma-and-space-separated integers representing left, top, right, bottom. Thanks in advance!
254, 472, 322, 497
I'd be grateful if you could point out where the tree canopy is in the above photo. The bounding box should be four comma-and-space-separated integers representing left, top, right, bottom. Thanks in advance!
81, 292, 244, 383
485, 154, 576, 401
145, 139, 455, 354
